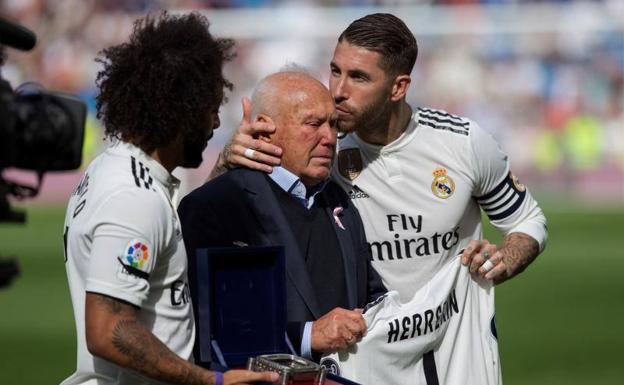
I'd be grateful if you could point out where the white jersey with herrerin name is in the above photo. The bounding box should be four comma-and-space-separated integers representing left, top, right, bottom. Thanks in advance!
62, 142, 194, 385
332, 106, 547, 302
321, 256, 501, 385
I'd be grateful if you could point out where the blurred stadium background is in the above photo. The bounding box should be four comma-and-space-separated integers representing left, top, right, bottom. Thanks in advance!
0, 0, 622, 384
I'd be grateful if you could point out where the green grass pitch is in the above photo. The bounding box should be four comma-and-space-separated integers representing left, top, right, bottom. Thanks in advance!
1, 203, 622, 384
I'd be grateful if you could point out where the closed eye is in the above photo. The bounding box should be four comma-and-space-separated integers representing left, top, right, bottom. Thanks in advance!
349, 70, 370, 82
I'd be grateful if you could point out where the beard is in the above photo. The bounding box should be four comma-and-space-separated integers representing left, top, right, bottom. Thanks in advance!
337, 97, 392, 137
180, 129, 213, 168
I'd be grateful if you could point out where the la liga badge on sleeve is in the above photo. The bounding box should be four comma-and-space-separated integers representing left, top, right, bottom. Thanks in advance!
117, 239, 153, 281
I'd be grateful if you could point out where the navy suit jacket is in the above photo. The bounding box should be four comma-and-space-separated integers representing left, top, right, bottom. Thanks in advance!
178, 168, 386, 362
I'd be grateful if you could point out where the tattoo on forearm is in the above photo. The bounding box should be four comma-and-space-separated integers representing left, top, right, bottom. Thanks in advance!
208, 150, 231, 181
110, 317, 208, 384
501, 232, 540, 277
112, 319, 148, 367
209, 163, 228, 180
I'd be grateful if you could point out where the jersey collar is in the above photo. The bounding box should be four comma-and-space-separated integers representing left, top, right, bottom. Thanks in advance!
351, 107, 419, 154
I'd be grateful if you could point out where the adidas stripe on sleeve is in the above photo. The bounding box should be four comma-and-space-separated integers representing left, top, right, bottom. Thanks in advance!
418, 107, 470, 136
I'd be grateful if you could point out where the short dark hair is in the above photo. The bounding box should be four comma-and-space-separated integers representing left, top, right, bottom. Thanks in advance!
338, 13, 418, 75
95, 11, 235, 153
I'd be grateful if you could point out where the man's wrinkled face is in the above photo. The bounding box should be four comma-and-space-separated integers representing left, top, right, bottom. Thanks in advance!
271, 84, 338, 187
329, 41, 394, 133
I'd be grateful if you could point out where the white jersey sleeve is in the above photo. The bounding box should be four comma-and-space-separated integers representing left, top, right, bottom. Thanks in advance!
468, 122, 548, 250
85, 188, 168, 307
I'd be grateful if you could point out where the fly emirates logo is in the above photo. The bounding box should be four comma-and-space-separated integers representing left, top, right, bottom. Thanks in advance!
368, 214, 459, 261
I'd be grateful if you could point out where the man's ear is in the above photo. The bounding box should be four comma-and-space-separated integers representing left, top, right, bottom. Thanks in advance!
255, 114, 275, 143
390, 74, 411, 102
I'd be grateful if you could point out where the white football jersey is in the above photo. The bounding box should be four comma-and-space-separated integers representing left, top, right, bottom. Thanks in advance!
332, 106, 547, 302
321, 257, 501, 385
62, 142, 194, 385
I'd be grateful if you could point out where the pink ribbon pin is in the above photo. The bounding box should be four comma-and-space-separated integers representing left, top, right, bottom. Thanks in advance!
333, 207, 345, 230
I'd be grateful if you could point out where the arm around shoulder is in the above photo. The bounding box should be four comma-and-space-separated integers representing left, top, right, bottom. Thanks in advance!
206, 97, 282, 182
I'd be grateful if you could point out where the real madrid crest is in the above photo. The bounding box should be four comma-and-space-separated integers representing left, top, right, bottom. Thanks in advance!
338, 148, 363, 181
431, 167, 455, 199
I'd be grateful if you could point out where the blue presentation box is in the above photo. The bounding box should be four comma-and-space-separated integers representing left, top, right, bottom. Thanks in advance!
194, 246, 361, 385
195, 246, 291, 368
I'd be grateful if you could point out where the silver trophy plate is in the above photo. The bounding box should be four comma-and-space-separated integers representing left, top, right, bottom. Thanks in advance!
247, 354, 326, 385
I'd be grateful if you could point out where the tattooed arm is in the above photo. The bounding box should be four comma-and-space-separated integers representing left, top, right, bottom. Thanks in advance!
208, 97, 281, 181
85, 292, 278, 385
491, 232, 540, 284
462, 232, 541, 284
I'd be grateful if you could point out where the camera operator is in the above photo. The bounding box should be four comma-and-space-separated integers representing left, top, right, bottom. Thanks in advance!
1, 15, 85, 288
0, 44, 19, 287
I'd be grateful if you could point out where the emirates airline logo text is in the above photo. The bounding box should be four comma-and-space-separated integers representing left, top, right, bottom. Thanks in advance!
367, 214, 459, 261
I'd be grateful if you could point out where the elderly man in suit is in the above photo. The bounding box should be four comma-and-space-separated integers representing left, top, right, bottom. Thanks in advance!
178, 70, 385, 364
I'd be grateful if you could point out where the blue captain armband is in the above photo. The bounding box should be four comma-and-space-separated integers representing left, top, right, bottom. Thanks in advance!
477, 171, 527, 221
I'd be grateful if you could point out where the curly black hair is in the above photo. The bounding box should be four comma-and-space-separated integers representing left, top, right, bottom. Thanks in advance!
95, 11, 235, 153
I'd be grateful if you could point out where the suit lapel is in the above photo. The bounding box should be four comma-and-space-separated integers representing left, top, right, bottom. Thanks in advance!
322, 190, 357, 309
240, 171, 322, 318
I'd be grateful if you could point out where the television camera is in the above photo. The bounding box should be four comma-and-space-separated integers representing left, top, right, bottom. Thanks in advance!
1, 15, 86, 287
